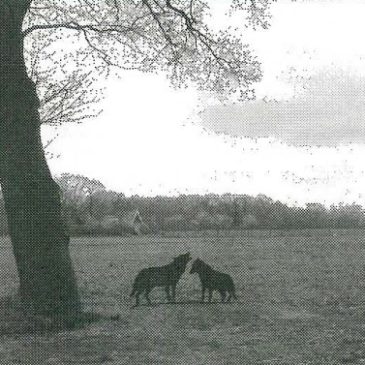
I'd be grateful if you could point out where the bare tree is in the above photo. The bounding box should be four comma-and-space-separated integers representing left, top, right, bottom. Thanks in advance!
57, 173, 106, 217
26, 35, 104, 126
0, 0, 272, 324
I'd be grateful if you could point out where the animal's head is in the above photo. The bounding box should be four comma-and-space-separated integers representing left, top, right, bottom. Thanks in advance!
190, 258, 204, 274
173, 252, 192, 268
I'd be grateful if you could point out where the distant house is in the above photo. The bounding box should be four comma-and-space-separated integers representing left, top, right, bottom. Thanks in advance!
99, 210, 147, 235
85, 209, 148, 236
119, 209, 146, 235
100, 215, 120, 231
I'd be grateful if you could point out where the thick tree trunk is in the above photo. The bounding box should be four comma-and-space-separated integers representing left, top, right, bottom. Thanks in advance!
0, 1, 81, 319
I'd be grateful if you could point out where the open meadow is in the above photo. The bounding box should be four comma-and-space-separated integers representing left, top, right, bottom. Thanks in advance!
1, 232, 365, 364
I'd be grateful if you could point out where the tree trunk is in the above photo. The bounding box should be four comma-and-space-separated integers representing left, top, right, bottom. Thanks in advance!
0, 1, 81, 320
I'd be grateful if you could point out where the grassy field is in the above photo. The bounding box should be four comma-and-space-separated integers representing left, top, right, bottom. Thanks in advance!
1, 233, 365, 364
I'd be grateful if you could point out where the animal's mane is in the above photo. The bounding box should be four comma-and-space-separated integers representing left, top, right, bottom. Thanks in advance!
172, 254, 190, 266
198, 259, 213, 271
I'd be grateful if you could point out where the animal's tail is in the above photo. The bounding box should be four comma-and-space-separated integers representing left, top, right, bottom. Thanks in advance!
130, 270, 147, 297
130, 281, 137, 297
231, 281, 238, 300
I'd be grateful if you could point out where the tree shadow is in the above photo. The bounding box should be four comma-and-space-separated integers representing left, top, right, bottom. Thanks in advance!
0, 295, 101, 335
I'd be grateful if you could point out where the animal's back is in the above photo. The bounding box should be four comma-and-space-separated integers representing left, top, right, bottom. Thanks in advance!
217, 270, 237, 298
201, 266, 235, 291
144, 265, 171, 286
215, 270, 235, 288
131, 264, 173, 293
130, 253, 192, 304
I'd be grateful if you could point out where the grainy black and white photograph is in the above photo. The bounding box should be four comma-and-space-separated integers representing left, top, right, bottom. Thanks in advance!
1, 0, 365, 364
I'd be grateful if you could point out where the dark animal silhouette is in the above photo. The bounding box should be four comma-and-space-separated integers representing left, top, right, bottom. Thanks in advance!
130, 252, 192, 306
190, 258, 237, 303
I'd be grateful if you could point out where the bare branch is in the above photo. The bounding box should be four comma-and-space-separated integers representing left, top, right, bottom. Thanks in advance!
23, 0, 272, 127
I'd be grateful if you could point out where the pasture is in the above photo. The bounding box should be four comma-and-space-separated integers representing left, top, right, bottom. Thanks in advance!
1, 232, 365, 364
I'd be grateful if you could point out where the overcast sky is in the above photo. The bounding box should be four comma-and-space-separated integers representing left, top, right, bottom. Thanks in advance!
43, 0, 365, 206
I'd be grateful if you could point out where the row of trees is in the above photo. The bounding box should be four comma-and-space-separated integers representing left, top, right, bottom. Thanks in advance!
1, 173, 364, 235
140, 198, 365, 231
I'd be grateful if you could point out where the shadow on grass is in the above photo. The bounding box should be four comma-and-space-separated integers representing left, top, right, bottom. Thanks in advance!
0, 295, 101, 335
132, 299, 244, 308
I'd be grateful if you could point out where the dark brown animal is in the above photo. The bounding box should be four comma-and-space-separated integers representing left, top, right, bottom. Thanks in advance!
130, 252, 192, 306
190, 258, 237, 303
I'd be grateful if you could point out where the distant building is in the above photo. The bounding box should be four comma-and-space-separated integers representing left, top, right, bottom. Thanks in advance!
99, 210, 147, 235
100, 215, 120, 231
119, 209, 146, 235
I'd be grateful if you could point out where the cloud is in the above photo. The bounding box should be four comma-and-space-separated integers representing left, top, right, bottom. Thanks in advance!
199, 69, 365, 146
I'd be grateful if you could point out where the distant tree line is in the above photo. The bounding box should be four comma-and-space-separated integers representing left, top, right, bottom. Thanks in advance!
0, 173, 365, 236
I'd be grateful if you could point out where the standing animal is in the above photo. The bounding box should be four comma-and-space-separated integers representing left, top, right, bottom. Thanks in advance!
190, 258, 237, 303
130, 252, 192, 306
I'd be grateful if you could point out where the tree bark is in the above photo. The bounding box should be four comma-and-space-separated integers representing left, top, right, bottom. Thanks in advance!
0, 1, 81, 319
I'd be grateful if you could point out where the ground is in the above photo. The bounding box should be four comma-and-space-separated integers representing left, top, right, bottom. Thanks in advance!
1, 231, 365, 364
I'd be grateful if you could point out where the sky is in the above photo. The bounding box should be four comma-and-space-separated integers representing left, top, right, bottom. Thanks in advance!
42, 0, 365, 207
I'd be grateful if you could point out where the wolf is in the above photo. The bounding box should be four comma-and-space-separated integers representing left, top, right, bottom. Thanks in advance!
190, 258, 237, 303
130, 252, 192, 306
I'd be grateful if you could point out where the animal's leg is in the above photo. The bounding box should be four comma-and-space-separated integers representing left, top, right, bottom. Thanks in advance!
165, 286, 171, 302
201, 287, 206, 303
208, 288, 213, 303
144, 288, 152, 306
171, 284, 176, 303
227, 292, 232, 302
220, 290, 226, 303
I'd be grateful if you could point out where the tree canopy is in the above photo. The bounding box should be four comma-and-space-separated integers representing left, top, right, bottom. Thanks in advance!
23, 0, 275, 125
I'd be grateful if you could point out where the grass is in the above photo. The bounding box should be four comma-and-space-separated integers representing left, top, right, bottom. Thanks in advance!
1, 232, 365, 364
